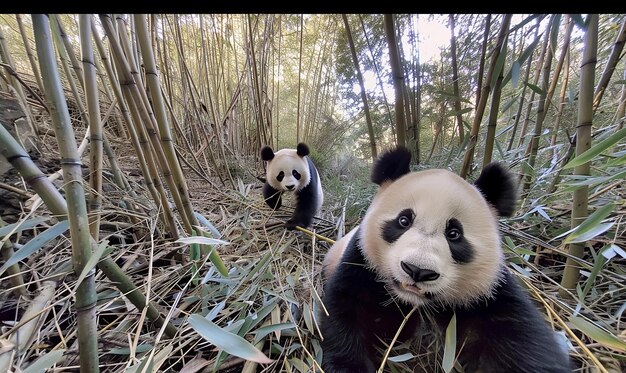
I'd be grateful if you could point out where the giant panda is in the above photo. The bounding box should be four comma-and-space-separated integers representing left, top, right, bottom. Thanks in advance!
260, 142, 323, 230
319, 146, 570, 373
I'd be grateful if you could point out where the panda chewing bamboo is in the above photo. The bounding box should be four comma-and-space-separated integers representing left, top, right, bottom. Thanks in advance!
260, 142, 323, 230
319, 147, 570, 373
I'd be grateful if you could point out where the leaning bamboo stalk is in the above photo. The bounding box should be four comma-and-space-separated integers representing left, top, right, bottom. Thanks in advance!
32, 14, 99, 372
0, 217, 28, 298
80, 15, 104, 240
0, 280, 56, 372
592, 19, 626, 113
560, 15, 598, 295
15, 14, 45, 99
134, 14, 200, 231
615, 69, 626, 130
0, 80, 178, 341
114, 15, 197, 232
52, 14, 85, 89
100, 16, 179, 239
0, 28, 39, 141
522, 16, 556, 192
460, 14, 511, 178
482, 15, 511, 167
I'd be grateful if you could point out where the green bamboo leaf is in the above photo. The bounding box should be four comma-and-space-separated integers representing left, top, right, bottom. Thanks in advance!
612, 79, 626, 85
0, 220, 70, 276
442, 313, 457, 373
525, 82, 545, 95
253, 322, 296, 344
193, 212, 222, 238
561, 203, 616, 244
177, 235, 230, 277
73, 239, 110, 292
0, 217, 49, 237
565, 222, 614, 244
106, 344, 153, 355
22, 349, 65, 373
511, 61, 520, 89
446, 107, 473, 117
549, 15, 561, 56
388, 352, 415, 362
564, 127, 626, 169
188, 314, 273, 364
580, 245, 611, 299
569, 316, 626, 351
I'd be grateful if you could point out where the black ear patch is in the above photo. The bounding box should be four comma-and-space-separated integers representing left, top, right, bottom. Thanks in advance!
261, 146, 275, 161
296, 143, 310, 157
371, 147, 412, 185
474, 162, 517, 217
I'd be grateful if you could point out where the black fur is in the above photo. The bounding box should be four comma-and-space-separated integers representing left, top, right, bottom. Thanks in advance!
260, 146, 275, 161
321, 238, 571, 372
438, 270, 571, 373
262, 183, 282, 210
381, 208, 414, 243
285, 157, 321, 230
474, 162, 517, 217
371, 147, 411, 185
446, 218, 474, 263
320, 229, 418, 372
296, 142, 310, 157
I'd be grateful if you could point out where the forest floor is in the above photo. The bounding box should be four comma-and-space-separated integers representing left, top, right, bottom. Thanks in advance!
1, 100, 625, 372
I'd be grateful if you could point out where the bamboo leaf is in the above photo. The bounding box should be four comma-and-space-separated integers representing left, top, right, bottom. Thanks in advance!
549, 15, 561, 55
253, 322, 296, 343
176, 236, 230, 246
388, 352, 415, 362
0, 220, 70, 276
74, 239, 110, 291
0, 217, 49, 237
106, 344, 153, 355
490, 41, 507, 91
569, 316, 626, 351
442, 313, 457, 373
525, 82, 545, 95
188, 314, 273, 364
564, 127, 626, 169
22, 349, 65, 373
561, 203, 616, 244
511, 61, 520, 89
580, 245, 610, 299
193, 212, 222, 238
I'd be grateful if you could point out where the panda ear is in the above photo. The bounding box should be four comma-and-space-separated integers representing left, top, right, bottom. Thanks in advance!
371, 146, 412, 185
474, 162, 517, 217
296, 143, 310, 157
261, 146, 274, 161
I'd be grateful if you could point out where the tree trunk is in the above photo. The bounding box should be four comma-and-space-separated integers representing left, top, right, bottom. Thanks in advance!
384, 14, 407, 147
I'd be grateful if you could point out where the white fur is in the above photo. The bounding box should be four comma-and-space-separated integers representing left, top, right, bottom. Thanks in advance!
358, 169, 504, 307
266, 149, 312, 192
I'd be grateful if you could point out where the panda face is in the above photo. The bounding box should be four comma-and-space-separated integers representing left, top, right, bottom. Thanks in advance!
263, 148, 311, 193
360, 169, 504, 307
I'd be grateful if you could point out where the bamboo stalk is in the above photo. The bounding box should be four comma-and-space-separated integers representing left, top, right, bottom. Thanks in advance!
0, 217, 28, 298
31, 14, 100, 372
560, 15, 598, 294
134, 14, 201, 232
460, 15, 511, 178
0, 75, 178, 341
15, 14, 45, 100
80, 15, 104, 240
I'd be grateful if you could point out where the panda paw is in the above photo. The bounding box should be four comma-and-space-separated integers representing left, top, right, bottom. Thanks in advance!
285, 219, 305, 230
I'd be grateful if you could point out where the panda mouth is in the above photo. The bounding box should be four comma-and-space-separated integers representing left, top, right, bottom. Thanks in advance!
394, 280, 433, 299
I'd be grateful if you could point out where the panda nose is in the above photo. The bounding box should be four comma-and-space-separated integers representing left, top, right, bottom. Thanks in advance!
285, 185, 295, 190
401, 261, 440, 282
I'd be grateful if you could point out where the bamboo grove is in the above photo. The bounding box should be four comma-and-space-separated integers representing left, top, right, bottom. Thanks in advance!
0, 14, 624, 373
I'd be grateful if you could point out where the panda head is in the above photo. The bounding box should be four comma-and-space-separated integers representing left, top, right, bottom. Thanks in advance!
360, 147, 517, 308
261, 143, 312, 193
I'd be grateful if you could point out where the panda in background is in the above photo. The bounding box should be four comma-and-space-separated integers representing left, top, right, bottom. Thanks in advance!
260, 142, 323, 230
320, 146, 571, 373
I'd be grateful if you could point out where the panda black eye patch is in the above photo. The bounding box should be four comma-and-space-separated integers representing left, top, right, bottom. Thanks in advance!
382, 209, 414, 243
277, 171, 284, 182
292, 170, 301, 180
446, 218, 474, 264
